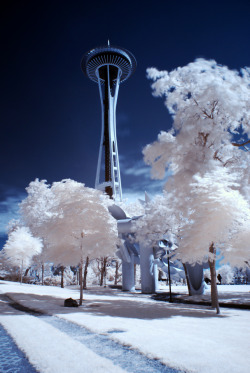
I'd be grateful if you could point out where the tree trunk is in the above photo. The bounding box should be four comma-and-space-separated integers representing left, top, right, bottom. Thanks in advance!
60, 266, 64, 288
115, 260, 119, 285
79, 262, 83, 306
100, 261, 104, 286
182, 263, 192, 296
167, 251, 173, 302
100, 257, 108, 286
208, 243, 220, 314
24, 267, 31, 277
20, 260, 23, 284
114, 260, 121, 286
83, 256, 89, 289
42, 263, 44, 285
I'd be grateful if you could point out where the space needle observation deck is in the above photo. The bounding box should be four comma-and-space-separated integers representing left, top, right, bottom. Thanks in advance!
81, 42, 136, 201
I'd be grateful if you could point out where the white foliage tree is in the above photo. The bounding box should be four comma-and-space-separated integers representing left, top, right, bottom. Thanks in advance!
177, 168, 250, 265
134, 193, 177, 247
142, 59, 250, 313
116, 199, 145, 218
217, 265, 234, 285
19, 179, 55, 231
3, 226, 43, 283
45, 179, 119, 304
19, 179, 56, 284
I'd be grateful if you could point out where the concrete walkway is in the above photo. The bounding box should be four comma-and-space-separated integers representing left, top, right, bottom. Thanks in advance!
0, 292, 184, 373
0, 294, 38, 373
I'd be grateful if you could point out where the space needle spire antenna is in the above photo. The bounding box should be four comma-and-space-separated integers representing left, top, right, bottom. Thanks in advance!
81, 43, 136, 201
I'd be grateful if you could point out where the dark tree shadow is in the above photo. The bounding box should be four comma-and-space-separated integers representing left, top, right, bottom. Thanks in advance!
0, 292, 228, 320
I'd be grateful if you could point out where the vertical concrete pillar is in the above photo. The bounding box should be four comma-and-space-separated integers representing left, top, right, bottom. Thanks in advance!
122, 254, 135, 292
140, 244, 158, 293
185, 262, 206, 295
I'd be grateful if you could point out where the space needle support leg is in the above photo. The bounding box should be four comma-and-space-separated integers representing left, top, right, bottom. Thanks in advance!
104, 66, 112, 197
108, 67, 122, 201
140, 243, 158, 294
95, 70, 104, 190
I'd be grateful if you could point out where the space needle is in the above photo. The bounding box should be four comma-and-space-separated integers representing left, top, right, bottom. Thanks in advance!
81, 42, 136, 201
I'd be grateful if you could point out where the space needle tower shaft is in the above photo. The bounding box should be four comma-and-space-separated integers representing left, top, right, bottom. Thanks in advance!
81, 42, 136, 201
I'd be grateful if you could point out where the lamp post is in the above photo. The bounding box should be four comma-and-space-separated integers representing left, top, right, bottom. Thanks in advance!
167, 249, 173, 303
161, 239, 174, 303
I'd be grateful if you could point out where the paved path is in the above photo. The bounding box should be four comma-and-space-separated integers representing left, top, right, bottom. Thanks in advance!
0, 325, 38, 373
42, 315, 182, 373
0, 294, 38, 373
0, 294, 183, 373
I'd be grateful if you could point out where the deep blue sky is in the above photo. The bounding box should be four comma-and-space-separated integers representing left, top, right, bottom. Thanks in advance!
1, 0, 250, 246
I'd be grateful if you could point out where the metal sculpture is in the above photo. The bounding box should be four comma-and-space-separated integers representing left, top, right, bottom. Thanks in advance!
81, 42, 136, 201
110, 198, 205, 295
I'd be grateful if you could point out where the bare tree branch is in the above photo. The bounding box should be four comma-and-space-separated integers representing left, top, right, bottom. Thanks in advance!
232, 140, 250, 148
213, 150, 223, 163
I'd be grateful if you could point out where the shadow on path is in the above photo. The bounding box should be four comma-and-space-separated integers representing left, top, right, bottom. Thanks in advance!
2, 292, 227, 320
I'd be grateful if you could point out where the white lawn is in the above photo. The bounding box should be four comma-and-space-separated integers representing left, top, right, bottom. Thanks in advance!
0, 281, 249, 373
